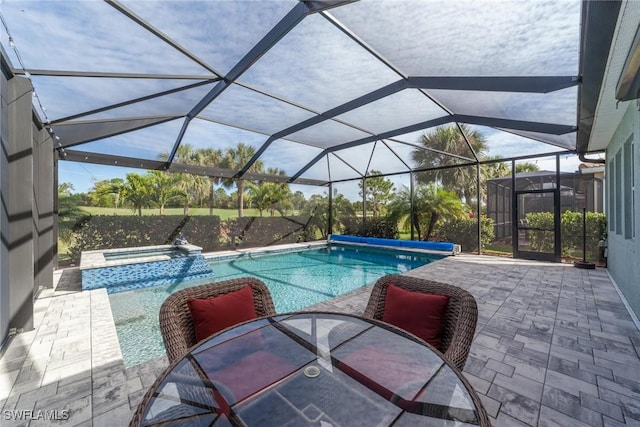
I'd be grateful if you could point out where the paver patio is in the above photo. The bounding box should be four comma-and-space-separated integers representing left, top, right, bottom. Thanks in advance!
1, 254, 639, 426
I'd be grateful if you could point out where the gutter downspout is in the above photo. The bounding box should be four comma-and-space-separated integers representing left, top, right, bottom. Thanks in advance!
579, 152, 605, 164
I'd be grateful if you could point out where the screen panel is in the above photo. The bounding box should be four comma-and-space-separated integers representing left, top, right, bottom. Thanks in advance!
198, 83, 316, 136
181, 119, 270, 172
120, 0, 297, 75
335, 89, 448, 135
259, 139, 324, 177
71, 118, 184, 160
33, 77, 212, 122
330, 0, 580, 77
240, 13, 400, 112
429, 86, 578, 127
1, 1, 211, 74
287, 120, 371, 148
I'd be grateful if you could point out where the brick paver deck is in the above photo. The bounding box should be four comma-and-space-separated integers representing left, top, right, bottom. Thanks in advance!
1, 254, 639, 426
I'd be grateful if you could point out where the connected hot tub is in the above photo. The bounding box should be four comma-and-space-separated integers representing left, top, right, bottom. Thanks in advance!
80, 244, 215, 293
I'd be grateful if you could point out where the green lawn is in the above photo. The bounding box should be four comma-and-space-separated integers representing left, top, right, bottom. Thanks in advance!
78, 206, 283, 220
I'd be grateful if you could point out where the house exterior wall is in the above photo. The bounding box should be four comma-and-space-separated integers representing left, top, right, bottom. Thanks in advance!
6, 76, 35, 333
606, 102, 640, 318
0, 58, 54, 348
1, 59, 9, 346
33, 122, 54, 291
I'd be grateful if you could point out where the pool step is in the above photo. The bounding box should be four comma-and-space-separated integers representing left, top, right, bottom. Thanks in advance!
82, 255, 215, 294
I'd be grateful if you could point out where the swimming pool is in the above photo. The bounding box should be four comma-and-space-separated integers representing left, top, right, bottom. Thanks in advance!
108, 244, 442, 367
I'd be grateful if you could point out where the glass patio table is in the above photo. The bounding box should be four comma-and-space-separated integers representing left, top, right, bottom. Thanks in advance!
130, 312, 490, 427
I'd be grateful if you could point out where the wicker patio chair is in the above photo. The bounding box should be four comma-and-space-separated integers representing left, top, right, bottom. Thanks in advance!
159, 277, 276, 363
364, 274, 478, 371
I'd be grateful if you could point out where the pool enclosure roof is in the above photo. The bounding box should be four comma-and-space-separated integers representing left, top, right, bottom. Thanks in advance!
0, 0, 620, 186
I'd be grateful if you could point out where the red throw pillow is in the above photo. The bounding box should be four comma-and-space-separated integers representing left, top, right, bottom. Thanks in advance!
381, 284, 449, 350
187, 285, 258, 342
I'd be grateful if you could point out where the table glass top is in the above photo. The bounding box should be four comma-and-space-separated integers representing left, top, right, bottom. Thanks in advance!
141, 312, 481, 427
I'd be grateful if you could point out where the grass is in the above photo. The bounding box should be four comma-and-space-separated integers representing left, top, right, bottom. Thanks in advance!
78, 206, 284, 220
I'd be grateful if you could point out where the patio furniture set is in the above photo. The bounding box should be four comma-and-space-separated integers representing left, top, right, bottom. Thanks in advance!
129, 275, 490, 426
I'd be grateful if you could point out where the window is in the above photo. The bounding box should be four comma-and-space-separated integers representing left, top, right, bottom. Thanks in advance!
615, 149, 622, 235
609, 157, 615, 232
624, 140, 635, 239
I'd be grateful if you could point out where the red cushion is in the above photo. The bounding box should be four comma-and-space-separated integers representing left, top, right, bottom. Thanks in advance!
206, 350, 297, 401
381, 284, 449, 350
187, 285, 258, 342
338, 345, 425, 401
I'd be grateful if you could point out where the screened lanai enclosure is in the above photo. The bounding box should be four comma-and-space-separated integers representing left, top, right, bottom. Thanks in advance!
0, 0, 614, 267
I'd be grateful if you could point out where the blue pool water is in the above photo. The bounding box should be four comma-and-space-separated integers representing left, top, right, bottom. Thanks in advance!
108, 244, 442, 367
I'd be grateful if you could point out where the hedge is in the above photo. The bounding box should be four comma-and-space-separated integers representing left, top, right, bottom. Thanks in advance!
69, 215, 222, 262
341, 216, 398, 239
68, 215, 318, 263
524, 211, 606, 260
433, 216, 495, 252
224, 216, 311, 248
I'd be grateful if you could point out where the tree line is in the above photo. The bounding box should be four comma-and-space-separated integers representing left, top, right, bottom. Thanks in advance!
61, 125, 541, 242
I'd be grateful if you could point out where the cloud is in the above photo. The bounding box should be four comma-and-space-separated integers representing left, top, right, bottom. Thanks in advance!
429, 86, 578, 126
239, 12, 401, 112
474, 125, 570, 158
199, 83, 316, 136
76, 118, 185, 159
120, 0, 295, 75
3, 0, 583, 191
331, 0, 580, 76
336, 89, 448, 135
34, 76, 213, 121
2, 1, 209, 73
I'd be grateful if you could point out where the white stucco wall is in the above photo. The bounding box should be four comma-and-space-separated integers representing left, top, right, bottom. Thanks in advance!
606, 102, 640, 318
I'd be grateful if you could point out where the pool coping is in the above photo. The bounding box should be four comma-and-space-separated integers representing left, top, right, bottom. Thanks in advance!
202, 241, 328, 262
80, 244, 204, 270
202, 239, 452, 263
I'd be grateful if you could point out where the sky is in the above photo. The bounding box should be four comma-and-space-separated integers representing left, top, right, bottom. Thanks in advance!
2, 0, 588, 201
57, 144, 593, 202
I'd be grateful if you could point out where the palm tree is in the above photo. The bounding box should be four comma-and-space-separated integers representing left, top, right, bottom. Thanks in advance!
480, 155, 511, 207
122, 173, 153, 216
417, 183, 468, 241
147, 171, 183, 215
358, 170, 394, 217
160, 145, 223, 215
174, 173, 209, 215
247, 182, 289, 217
301, 191, 355, 239
263, 168, 292, 216
387, 185, 413, 235
57, 183, 88, 245
92, 178, 125, 208
197, 148, 223, 216
388, 183, 468, 241
412, 124, 487, 202
515, 162, 540, 173
483, 155, 511, 179
221, 143, 263, 217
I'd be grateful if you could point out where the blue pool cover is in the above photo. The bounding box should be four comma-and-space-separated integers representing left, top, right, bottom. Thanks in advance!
328, 234, 456, 254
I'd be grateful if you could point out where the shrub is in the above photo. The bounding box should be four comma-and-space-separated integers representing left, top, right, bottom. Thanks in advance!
223, 216, 311, 248
524, 211, 606, 260
180, 216, 222, 252
341, 216, 398, 239
434, 216, 494, 252
562, 211, 606, 260
68, 215, 222, 263
523, 212, 555, 253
